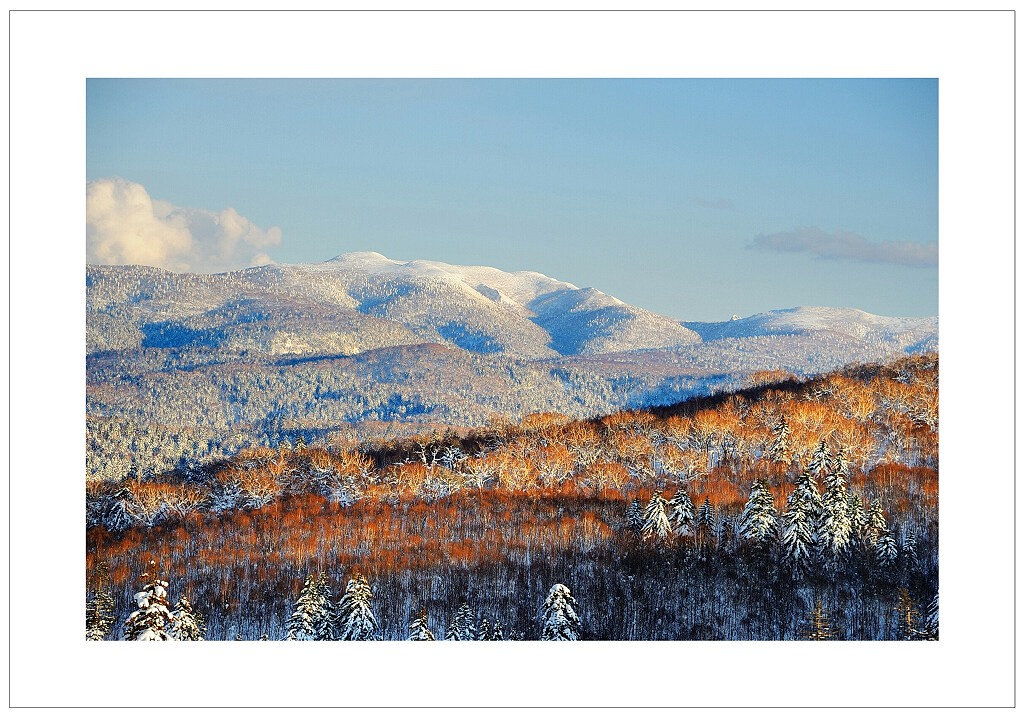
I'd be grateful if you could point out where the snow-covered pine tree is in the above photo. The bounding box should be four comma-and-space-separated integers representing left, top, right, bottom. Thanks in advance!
780, 472, 819, 578
335, 573, 378, 641
641, 494, 672, 541
767, 415, 791, 464
477, 618, 492, 641
408, 608, 436, 641
286, 574, 330, 641
667, 487, 696, 536
294, 434, 307, 451
313, 573, 335, 640
818, 460, 852, 567
624, 498, 644, 537
85, 561, 114, 641
540, 583, 582, 641
488, 619, 505, 641
445, 602, 477, 641
901, 527, 919, 570
875, 529, 898, 572
921, 592, 939, 640
808, 440, 832, 475
123, 562, 175, 641
696, 497, 716, 546
169, 595, 206, 641
847, 491, 869, 547
866, 498, 887, 544
739, 479, 778, 547
105, 485, 138, 531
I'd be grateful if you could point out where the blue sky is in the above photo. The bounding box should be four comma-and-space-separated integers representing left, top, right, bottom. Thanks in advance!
87, 78, 937, 321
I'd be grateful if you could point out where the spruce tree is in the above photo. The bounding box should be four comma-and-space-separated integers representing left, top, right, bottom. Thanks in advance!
286, 574, 330, 641
739, 479, 778, 547
86, 561, 115, 641
696, 497, 716, 546
818, 459, 852, 567
921, 592, 939, 640
123, 561, 175, 641
105, 485, 138, 531
335, 573, 378, 641
445, 602, 477, 641
169, 595, 206, 641
540, 583, 582, 641
312, 573, 335, 640
624, 498, 644, 537
408, 608, 436, 641
667, 487, 696, 537
875, 530, 898, 572
641, 494, 672, 541
780, 472, 819, 578
767, 415, 791, 463
866, 498, 887, 544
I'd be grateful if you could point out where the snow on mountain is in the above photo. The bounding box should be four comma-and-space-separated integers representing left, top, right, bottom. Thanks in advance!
86, 253, 701, 358
684, 306, 937, 349
86, 256, 936, 365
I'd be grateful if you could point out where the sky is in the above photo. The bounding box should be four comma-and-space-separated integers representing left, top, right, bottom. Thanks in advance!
87, 78, 937, 321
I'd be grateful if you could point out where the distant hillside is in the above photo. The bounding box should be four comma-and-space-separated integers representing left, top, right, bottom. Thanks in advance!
85, 254, 937, 481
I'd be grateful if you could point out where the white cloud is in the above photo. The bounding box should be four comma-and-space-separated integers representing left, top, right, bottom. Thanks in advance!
86, 177, 282, 273
750, 226, 937, 267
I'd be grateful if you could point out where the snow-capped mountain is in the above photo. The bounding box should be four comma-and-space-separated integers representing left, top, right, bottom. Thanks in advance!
87, 252, 702, 358
86, 253, 939, 473
684, 306, 937, 351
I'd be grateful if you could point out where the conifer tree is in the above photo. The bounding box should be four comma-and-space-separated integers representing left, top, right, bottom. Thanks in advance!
641, 494, 671, 541
86, 561, 115, 641
900, 527, 919, 571
540, 583, 582, 641
667, 487, 696, 536
875, 529, 898, 572
818, 459, 852, 566
335, 573, 378, 641
294, 434, 307, 451
446, 602, 477, 641
477, 618, 492, 641
624, 498, 644, 537
286, 574, 330, 641
696, 497, 716, 545
488, 619, 505, 641
408, 608, 436, 641
780, 472, 819, 577
767, 415, 791, 463
123, 562, 175, 641
808, 440, 832, 475
312, 573, 335, 640
866, 498, 887, 544
739, 479, 778, 547
921, 592, 939, 640
169, 595, 206, 641
105, 485, 138, 531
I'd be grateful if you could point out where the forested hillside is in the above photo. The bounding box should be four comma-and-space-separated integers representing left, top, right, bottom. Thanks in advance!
86, 260, 938, 482
87, 353, 938, 641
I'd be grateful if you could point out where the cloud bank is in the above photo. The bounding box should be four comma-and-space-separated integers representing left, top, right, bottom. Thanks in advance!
750, 226, 937, 267
86, 177, 282, 273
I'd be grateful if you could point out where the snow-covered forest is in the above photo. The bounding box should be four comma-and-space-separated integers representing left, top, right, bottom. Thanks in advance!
86, 353, 938, 641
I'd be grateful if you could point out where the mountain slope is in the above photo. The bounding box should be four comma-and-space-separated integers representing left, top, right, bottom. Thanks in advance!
87, 253, 702, 358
